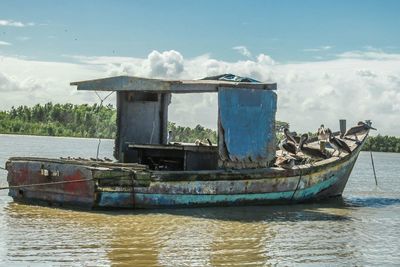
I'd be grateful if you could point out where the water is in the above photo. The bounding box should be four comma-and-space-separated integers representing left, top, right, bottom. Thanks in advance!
0, 134, 399, 266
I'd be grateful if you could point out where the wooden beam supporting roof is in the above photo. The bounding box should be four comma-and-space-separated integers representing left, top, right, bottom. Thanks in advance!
70, 75, 277, 93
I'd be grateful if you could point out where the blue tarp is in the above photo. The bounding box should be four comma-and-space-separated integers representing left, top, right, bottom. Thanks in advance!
201, 74, 260, 83
218, 87, 277, 167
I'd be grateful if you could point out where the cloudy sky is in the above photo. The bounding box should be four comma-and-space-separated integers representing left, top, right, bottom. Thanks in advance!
1, 0, 400, 135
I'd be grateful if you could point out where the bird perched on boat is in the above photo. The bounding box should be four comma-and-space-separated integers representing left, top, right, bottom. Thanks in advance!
290, 132, 301, 144
275, 155, 295, 169
90, 157, 103, 162
317, 124, 330, 142
279, 138, 297, 155
195, 139, 209, 146
326, 128, 351, 156
344, 121, 377, 142
283, 128, 300, 144
298, 134, 329, 161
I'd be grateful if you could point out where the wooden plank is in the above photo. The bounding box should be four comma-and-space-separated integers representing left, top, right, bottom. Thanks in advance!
128, 144, 185, 150
70, 75, 277, 93
127, 143, 217, 152
7, 157, 148, 170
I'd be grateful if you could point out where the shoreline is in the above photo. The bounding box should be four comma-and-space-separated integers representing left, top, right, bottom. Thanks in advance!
0, 133, 114, 141
0, 133, 398, 154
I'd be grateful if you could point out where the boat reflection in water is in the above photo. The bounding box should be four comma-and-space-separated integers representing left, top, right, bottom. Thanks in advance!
3, 199, 361, 266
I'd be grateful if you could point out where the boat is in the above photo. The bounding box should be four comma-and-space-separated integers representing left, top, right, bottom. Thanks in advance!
5, 75, 372, 209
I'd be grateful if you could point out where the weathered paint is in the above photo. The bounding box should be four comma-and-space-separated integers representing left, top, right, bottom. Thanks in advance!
128, 155, 355, 208
95, 174, 339, 208
135, 191, 293, 207
134, 176, 301, 195
98, 191, 134, 208
294, 166, 346, 200
218, 87, 277, 168
92, 143, 361, 208
115, 91, 170, 161
7, 160, 95, 208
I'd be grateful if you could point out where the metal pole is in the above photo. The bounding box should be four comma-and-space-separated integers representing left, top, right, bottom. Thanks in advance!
370, 151, 378, 186
339, 119, 346, 137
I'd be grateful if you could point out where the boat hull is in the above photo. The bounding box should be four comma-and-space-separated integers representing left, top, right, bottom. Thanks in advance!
6, 141, 362, 209
100, 148, 360, 208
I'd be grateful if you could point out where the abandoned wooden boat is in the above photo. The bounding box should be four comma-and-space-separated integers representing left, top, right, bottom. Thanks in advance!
5, 75, 371, 209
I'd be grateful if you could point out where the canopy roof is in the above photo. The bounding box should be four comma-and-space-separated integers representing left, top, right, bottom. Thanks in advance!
70, 75, 277, 93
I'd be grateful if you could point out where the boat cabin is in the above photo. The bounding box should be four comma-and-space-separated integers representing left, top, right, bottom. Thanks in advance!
71, 75, 277, 171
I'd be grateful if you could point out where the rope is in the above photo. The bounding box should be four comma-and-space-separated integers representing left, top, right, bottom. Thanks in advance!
0, 172, 137, 191
290, 169, 302, 202
370, 151, 378, 186
94, 91, 114, 160
0, 178, 94, 190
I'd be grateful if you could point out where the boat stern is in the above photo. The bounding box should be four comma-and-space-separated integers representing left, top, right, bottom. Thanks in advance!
6, 158, 97, 209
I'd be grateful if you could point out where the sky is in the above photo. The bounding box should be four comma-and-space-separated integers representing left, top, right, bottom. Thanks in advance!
0, 0, 400, 135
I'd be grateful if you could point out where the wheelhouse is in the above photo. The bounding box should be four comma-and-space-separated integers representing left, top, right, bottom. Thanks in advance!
71, 75, 277, 171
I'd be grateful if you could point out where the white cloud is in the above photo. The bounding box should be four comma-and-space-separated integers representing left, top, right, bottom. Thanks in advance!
338, 50, 400, 60
147, 50, 184, 78
257, 54, 275, 65
0, 55, 105, 109
303, 45, 332, 52
1, 49, 400, 136
0, 41, 11, 46
69, 50, 185, 79
0, 19, 34, 27
356, 69, 377, 78
232, 46, 252, 57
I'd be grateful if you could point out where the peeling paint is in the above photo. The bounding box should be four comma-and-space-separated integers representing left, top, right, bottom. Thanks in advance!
218, 87, 277, 169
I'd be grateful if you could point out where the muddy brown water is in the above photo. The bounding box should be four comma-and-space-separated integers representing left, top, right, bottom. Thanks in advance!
0, 134, 399, 266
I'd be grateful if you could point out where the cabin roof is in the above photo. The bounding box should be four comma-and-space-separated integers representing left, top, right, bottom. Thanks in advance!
70, 75, 277, 93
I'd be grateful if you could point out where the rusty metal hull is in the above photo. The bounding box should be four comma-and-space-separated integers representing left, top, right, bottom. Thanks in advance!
7, 160, 97, 209
6, 136, 365, 209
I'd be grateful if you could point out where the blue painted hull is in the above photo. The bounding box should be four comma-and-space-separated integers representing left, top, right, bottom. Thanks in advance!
97, 144, 361, 209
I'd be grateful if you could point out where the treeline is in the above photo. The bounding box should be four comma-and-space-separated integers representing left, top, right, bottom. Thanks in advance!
169, 122, 217, 144
0, 103, 116, 138
168, 120, 289, 144
1, 103, 398, 153
362, 135, 400, 153
0, 103, 221, 142
0, 103, 292, 143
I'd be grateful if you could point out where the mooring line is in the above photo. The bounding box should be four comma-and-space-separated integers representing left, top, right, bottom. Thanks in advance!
0, 172, 138, 191
290, 169, 302, 202
0, 178, 94, 190
370, 151, 378, 186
